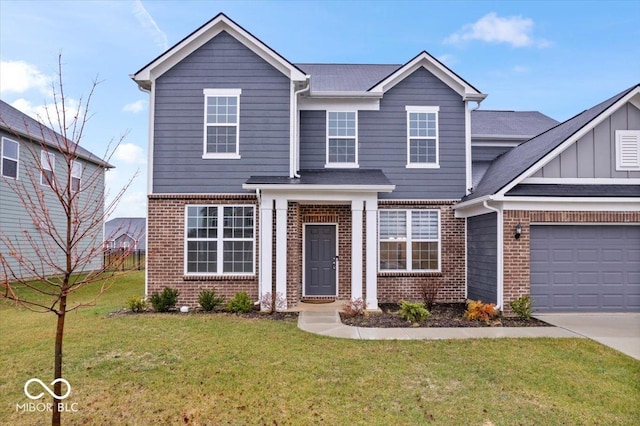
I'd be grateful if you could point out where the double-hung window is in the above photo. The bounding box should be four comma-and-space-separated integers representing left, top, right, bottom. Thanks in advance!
1, 137, 19, 179
203, 88, 241, 159
326, 111, 358, 167
40, 150, 55, 186
71, 160, 82, 192
185, 205, 255, 275
406, 106, 439, 168
379, 210, 440, 272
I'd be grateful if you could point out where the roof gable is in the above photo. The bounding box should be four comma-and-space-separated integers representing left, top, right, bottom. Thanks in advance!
368, 51, 486, 101
133, 13, 307, 88
463, 83, 640, 203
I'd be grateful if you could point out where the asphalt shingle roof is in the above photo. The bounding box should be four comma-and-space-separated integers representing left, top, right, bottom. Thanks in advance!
464, 83, 640, 202
0, 100, 112, 168
105, 218, 147, 250
296, 64, 401, 92
471, 110, 558, 138
506, 184, 640, 197
246, 169, 393, 187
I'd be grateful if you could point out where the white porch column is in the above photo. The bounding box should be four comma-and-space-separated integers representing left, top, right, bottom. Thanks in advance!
351, 199, 364, 301
275, 197, 288, 310
259, 196, 274, 310
365, 197, 378, 310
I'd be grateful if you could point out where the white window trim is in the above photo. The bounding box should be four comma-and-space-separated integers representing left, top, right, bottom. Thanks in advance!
202, 88, 242, 160
406, 106, 440, 169
1, 137, 19, 179
184, 204, 256, 276
615, 130, 640, 171
378, 209, 441, 273
325, 110, 359, 168
40, 150, 55, 186
71, 160, 82, 192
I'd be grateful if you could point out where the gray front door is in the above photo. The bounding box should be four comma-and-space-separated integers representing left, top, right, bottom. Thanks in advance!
530, 225, 640, 312
305, 225, 337, 296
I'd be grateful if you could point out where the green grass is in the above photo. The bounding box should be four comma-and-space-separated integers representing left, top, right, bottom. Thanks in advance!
1, 271, 639, 425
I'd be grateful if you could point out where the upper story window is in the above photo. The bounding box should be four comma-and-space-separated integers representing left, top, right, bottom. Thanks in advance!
379, 209, 440, 272
326, 111, 358, 167
40, 150, 55, 186
71, 160, 82, 192
203, 88, 242, 159
185, 205, 255, 275
406, 106, 439, 168
1, 137, 19, 179
615, 130, 640, 171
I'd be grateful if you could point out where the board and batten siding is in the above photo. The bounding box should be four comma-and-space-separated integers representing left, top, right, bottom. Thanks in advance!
532, 102, 640, 179
466, 212, 497, 303
299, 67, 467, 199
0, 132, 105, 279
152, 31, 291, 194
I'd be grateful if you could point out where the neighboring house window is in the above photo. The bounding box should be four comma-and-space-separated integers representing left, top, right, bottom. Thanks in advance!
203, 88, 241, 159
185, 205, 255, 275
379, 210, 440, 272
615, 130, 640, 171
71, 160, 82, 192
406, 106, 439, 168
40, 150, 55, 186
1, 137, 19, 179
326, 111, 357, 167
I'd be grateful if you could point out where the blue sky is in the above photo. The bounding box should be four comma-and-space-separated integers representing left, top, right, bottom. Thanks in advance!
1, 0, 639, 218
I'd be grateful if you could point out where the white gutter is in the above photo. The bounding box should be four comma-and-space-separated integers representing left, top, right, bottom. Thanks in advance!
482, 199, 503, 310
290, 78, 310, 178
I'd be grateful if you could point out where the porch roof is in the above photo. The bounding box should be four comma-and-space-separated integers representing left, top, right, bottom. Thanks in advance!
244, 169, 395, 192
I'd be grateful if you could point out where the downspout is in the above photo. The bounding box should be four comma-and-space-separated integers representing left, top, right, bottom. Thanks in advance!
291, 78, 310, 178
483, 199, 503, 310
136, 82, 152, 300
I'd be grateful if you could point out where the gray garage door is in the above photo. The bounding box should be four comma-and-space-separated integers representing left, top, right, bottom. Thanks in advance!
530, 225, 640, 312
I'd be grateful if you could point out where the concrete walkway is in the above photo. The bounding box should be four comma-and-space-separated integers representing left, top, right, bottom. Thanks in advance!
297, 310, 582, 340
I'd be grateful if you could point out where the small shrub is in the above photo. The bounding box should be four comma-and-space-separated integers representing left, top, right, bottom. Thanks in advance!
464, 299, 497, 323
260, 292, 287, 313
226, 291, 253, 313
127, 295, 147, 313
198, 289, 225, 312
419, 279, 440, 310
149, 287, 179, 313
342, 298, 365, 317
510, 295, 533, 319
399, 300, 430, 323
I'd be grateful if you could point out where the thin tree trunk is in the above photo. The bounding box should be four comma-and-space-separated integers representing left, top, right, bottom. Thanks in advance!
52, 296, 66, 426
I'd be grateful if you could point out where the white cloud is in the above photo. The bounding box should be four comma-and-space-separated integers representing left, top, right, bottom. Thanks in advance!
0, 60, 51, 95
10, 97, 82, 131
445, 13, 550, 48
114, 143, 147, 164
123, 100, 147, 114
132, 0, 169, 50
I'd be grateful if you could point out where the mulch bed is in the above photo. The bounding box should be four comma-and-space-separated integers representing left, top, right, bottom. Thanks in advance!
107, 308, 299, 322
341, 303, 551, 328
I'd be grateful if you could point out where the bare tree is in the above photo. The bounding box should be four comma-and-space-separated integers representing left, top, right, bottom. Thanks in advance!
0, 55, 136, 426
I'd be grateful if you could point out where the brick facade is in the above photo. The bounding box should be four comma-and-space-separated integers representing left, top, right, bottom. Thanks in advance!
147, 194, 259, 307
377, 200, 466, 304
502, 210, 640, 314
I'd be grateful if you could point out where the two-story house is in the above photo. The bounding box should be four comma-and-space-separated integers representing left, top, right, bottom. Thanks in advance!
0, 100, 111, 280
133, 14, 639, 313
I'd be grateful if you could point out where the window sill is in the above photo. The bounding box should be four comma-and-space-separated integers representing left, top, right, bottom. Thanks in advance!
325, 163, 360, 169
378, 271, 442, 277
183, 274, 255, 281
202, 153, 241, 160
406, 163, 440, 169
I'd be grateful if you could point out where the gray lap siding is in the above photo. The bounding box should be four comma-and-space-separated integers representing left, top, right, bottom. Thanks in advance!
152, 31, 291, 194
466, 212, 498, 303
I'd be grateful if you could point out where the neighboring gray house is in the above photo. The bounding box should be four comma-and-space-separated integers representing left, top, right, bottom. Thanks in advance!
132, 13, 638, 313
105, 217, 147, 251
0, 100, 112, 280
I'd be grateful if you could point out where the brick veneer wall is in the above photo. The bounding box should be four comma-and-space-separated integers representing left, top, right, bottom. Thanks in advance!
147, 194, 259, 308
502, 210, 640, 314
377, 200, 466, 304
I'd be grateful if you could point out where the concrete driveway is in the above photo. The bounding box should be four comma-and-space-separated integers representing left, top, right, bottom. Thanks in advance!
534, 313, 640, 360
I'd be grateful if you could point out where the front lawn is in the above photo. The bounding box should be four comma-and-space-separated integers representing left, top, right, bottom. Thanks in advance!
1, 271, 638, 425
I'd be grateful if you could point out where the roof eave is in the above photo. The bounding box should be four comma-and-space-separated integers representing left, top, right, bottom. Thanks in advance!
242, 183, 395, 192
